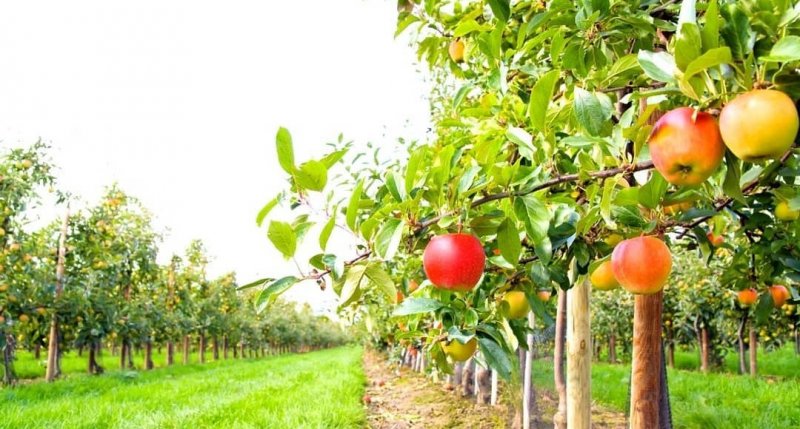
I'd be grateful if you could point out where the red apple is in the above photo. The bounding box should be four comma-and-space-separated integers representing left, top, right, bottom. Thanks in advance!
423, 233, 485, 291
706, 232, 724, 247
611, 236, 672, 295
770, 285, 790, 308
720, 90, 799, 162
737, 288, 758, 307
536, 290, 551, 302
648, 107, 724, 186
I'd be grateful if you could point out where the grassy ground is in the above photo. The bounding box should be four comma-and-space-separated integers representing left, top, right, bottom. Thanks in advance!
13, 347, 211, 379
532, 349, 800, 429
1, 346, 366, 429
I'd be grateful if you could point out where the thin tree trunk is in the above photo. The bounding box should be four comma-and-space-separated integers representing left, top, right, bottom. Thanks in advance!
127, 341, 134, 369
213, 336, 219, 360
199, 333, 206, 364
35, 344, 41, 360
182, 335, 190, 365
749, 322, 758, 377
666, 325, 675, 369
167, 341, 174, 366
553, 288, 568, 429
700, 326, 710, 373
223, 336, 229, 359
566, 280, 591, 429
522, 311, 538, 429
737, 314, 748, 374
46, 209, 69, 382
794, 323, 799, 356
609, 333, 617, 364
120, 342, 127, 370
629, 291, 663, 429
144, 342, 154, 370
476, 363, 491, 405
2, 333, 16, 385
461, 357, 475, 397
453, 361, 463, 392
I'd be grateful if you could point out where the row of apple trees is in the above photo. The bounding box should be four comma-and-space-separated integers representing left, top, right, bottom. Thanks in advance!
0, 142, 348, 385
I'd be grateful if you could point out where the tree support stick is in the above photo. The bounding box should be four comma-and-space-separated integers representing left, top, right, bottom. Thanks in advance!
46, 208, 69, 382
630, 291, 663, 429
566, 279, 591, 429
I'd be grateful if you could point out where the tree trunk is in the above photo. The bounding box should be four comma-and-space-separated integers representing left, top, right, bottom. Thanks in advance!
2, 333, 16, 385
167, 341, 174, 366
794, 323, 799, 356
522, 311, 538, 429
126, 342, 134, 369
223, 336, 229, 359
566, 280, 591, 429
88, 341, 104, 375
609, 333, 617, 364
213, 336, 219, 360
476, 363, 491, 405
552, 288, 568, 429
629, 291, 663, 429
34, 344, 41, 360
182, 335, 190, 365
461, 357, 475, 397
700, 326, 710, 373
46, 209, 70, 382
233, 343, 239, 358
453, 361, 463, 392
737, 314, 748, 374
666, 325, 675, 369
120, 342, 127, 370
144, 342, 154, 370
749, 322, 757, 377
199, 333, 206, 364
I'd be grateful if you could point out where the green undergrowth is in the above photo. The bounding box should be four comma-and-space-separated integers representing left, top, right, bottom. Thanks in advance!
1, 346, 366, 429
532, 350, 800, 429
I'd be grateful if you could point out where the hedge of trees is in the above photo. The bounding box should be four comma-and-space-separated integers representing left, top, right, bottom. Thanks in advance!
0, 142, 348, 385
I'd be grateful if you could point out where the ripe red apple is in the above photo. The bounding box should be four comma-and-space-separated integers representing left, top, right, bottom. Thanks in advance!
648, 107, 724, 186
423, 233, 485, 291
706, 232, 724, 247
611, 236, 672, 295
536, 290, 551, 301
770, 285, 790, 308
720, 90, 799, 162
449, 39, 465, 62
737, 288, 758, 306
590, 260, 619, 291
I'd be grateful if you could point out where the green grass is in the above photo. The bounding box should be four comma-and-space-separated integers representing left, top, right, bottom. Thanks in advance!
1, 346, 366, 429
13, 348, 212, 379
532, 353, 800, 429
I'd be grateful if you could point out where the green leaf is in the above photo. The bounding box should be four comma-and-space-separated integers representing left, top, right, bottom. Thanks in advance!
405, 150, 422, 194
637, 51, 677, 83
386, 171, 406, 202
267, 221, 297, 259
722, 151, 745, 204
528, 70, 560, 132
340, 263, 396, 307
365, 264, 396, 301
701, 0, 719, 50
573, 88, 610, 136
392, 297, 444, 316
346, 180, 364, 231
638, 171, 668, 210
497, 218, 521, 266
478, 336, 513, 380
487, 0, 510, 22
763, 36, 800, 63
275, 127, 295, 175
514, 196, 552, 263
295, 160, 328, 191
320, 149, 348, 168
600, 176, 617, 228
453, 84, 473, 110
256, 276, 298, 313
721, 4, 753, 61
256, 196, 279, 227
754, 292, 773, 325
237, 277, 272, 291
683, 47, 732, 80
319, 213, 336, 251
674, 22, 702, 71
453, 20, 485, 37
506, 127, 535, 159
446, 326, 475, 345
375, 218, 405, 260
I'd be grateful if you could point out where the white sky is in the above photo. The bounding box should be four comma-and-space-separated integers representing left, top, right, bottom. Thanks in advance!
0, 1, 431, 312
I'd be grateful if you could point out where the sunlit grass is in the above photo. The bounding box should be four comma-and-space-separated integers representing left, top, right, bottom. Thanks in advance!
1, 346, 366, 429
532, 347, 800, 429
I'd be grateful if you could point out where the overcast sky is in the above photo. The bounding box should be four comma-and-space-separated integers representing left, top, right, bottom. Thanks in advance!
0, 1, 431, 311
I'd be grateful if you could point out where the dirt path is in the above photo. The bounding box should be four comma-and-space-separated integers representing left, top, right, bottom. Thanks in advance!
363, 350, 627, 429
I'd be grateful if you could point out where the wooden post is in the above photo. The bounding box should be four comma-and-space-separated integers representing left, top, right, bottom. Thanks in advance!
523, 311, 536, 429
629, 291, 663, 429
553, 288, 568, 429
567, 279, 591, 429
490, 369, 498, 405
749, 321, 758, 377
46, 209, 69, 382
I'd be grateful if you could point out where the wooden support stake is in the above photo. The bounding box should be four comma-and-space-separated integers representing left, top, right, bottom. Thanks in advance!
629, 291, 663, 429
46, 208, 69, 382
566, 279, 591, 429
